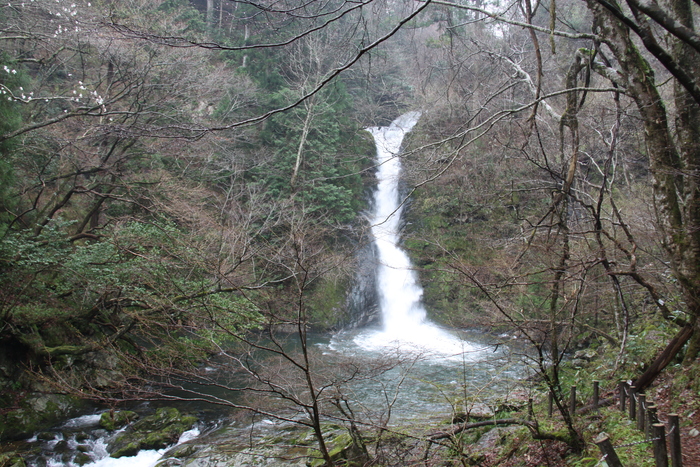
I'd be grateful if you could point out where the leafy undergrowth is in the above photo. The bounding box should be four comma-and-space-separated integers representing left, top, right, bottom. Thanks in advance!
434, 408, 648, 466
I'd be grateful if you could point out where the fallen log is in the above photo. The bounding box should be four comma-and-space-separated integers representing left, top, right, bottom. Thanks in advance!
632, 324, 693, 392
428, 418, 536, 441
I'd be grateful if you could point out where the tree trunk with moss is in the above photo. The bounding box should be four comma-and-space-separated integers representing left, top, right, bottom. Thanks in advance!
586, 0, 700, 363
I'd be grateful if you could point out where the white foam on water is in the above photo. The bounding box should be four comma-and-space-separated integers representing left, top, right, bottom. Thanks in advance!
62, 413, 102, 429
47, 425, 202, 467
352, 324, 480, 362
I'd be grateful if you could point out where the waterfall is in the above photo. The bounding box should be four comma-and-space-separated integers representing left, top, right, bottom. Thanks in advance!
366, 112, 425, 332
352, 112, 476, 359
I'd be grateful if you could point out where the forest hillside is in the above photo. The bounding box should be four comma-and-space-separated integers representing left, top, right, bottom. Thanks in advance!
1, 0, 700, 465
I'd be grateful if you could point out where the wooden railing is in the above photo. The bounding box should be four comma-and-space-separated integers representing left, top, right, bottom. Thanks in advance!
550, 381, 683, 467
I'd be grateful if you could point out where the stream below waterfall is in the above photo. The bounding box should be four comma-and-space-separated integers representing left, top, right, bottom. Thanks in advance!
11, 112, 530, 466
18, 329, 526, 467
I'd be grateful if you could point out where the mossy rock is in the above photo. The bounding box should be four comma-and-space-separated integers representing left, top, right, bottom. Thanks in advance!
36, 431, 57, 441
0, 452, 27, 467
107, 407, 197, 458
327, 432, 354, 461
140, 427, 183, 451
72, 452, 92, 466
308, 431, 368, 467
99, 410, 138, 431
131, 407, 195, 432
163, 443, 198, 459
0, 393, 83, 441
110, 441, 142, 458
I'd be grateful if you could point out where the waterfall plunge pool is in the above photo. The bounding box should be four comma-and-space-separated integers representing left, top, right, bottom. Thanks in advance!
14, 325, 529, 467
18, 328, 528, 467
325, 325, 529, 423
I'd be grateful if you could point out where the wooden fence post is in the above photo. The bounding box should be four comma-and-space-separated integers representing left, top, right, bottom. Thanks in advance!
646, 404, 659, 439
668, 414, 682, 467
595, 433, 625, 467
629, 386, 637, 421
593, 381, 600, 412
619, 381, 627, 412
637, 394, 646, 431
570, 386, 577, 417
653, 423, 668, 467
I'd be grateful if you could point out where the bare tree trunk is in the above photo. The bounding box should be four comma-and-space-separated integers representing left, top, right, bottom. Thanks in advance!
633, 325, 693, 391
587, 0, 699, 364
241, 24, 249, 67
669, 0, 700, 362
291, 101, 314, 191
293, 259, 334, 466
206, 0, 214, 28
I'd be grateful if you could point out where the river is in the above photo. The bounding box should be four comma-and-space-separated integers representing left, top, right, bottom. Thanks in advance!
23, 328, 524, 467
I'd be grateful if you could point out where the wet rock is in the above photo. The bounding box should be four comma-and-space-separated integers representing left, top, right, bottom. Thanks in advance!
91, 429, 107, 439
107, 407, 197, 458
73, 452, 92, 466
53, 439, 70, 454
158, 421, 350, 467
174, 444, 310, 467
475, 426, 519, 451
452, 403, 497, 424
163, 443, 198, 459
36, 432, 56, 441
0, 393, 84, 441
99, 410, 138, 431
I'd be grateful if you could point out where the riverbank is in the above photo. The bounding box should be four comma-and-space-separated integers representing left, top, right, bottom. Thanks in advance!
4, 362, 699, 467
0, 326, 528, 466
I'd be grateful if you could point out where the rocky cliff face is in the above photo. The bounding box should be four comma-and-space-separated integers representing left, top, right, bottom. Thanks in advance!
345, 241, 380, 329
0, 336, 124, 442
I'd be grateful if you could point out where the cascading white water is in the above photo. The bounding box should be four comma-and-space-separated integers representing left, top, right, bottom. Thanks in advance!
353, 112, 476, 359
34, 413, 201, 467
368, 112, 425, 332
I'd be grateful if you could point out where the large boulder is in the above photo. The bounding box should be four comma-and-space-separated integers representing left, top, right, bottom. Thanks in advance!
107, 407, 197, 458
99, 410, 138, 431
158, 422, 368, 467
0, 393, 83, 441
